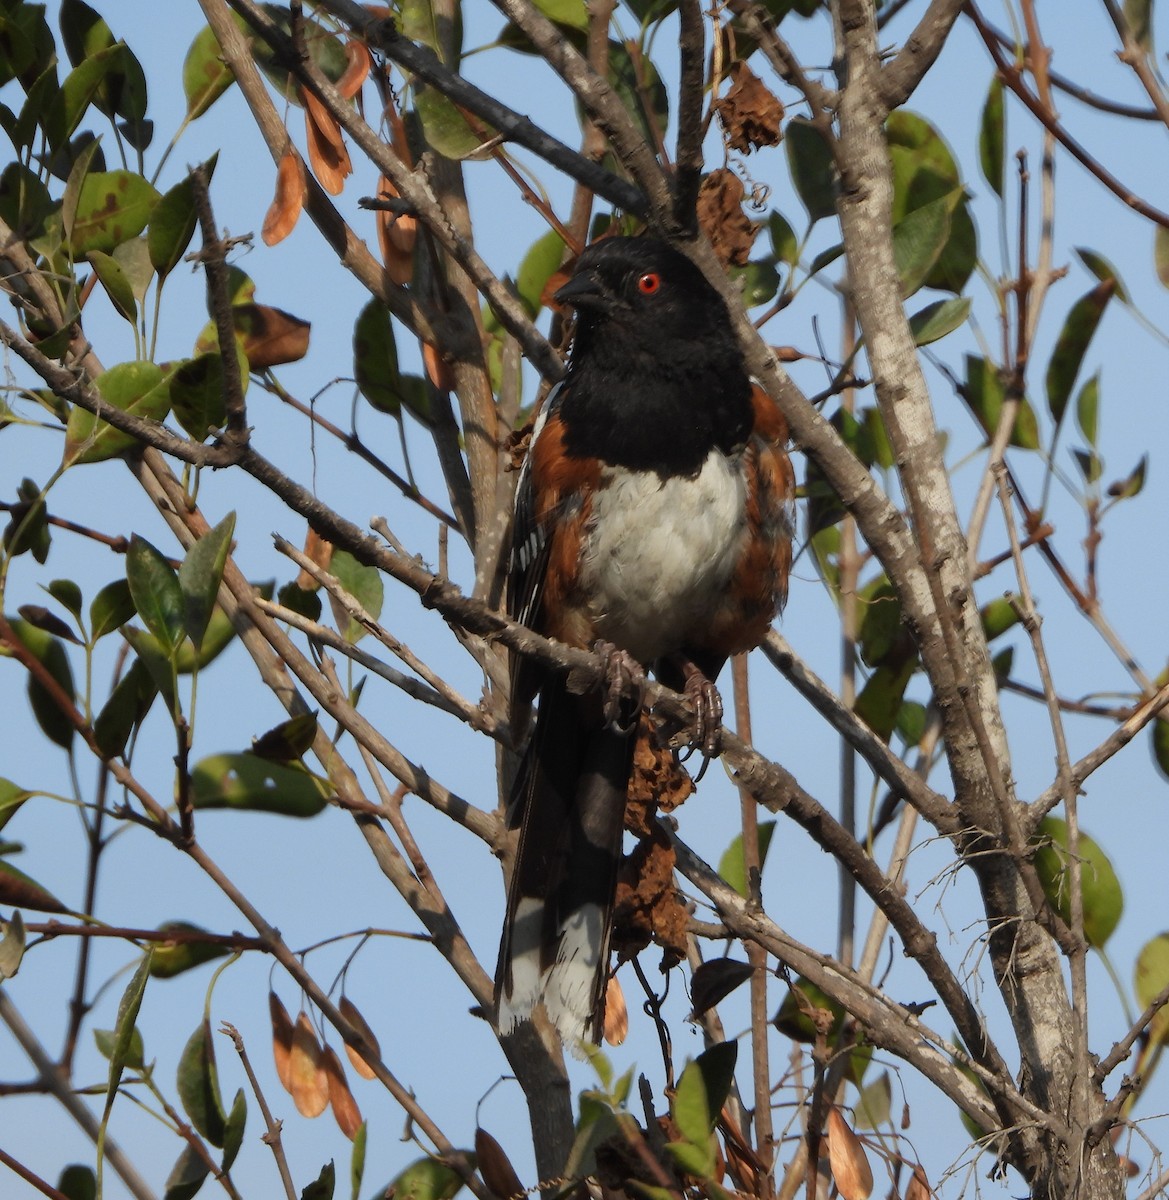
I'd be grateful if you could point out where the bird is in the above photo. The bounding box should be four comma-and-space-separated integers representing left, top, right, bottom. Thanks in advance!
495, 235, 794, 1052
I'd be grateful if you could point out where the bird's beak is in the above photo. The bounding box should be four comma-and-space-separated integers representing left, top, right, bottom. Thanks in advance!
554, 269, 614, 313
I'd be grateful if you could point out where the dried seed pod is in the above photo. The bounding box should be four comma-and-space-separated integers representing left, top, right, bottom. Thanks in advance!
262, 149, 305, 247
339, 995, 380, 1081
475, 1127, 524, 1200
288, 1011, 329, 1118
301, 87, 351, 195
603, 975, 627, 1046
337, 40, 372, 100
422, 341, 454, 391
322, 1044, 363, 1139
826, 1105, 873, 1200
904, 1163, 933, 1200
269, 991, 294, 1092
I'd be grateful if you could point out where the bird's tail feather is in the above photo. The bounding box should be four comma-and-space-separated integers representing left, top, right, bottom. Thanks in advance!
496, 681, 633, 1051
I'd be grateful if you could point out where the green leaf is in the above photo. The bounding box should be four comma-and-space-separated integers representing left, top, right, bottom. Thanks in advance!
47, 580, 83, 622
178, 513, 236, 651
63, 360, 171, 465
57, 1165, 97, 1200
1075, 372, 1100, 447
1108, 453, 1147, 499
1073, 448, 1102, 486
301, 1161, 336, 1200
0, 859, 68, 913
414, 81, 487, 159
94, 657, 157, 758
59, 0, 147, 122
122, 625, 177, 713
329, 550, 384, 644
768, 210, 798, 267
895, 699, 927, 745
350, 1120, 367, 1200
183, 25, 236, 120
127, 534, 185, 654
68, 169, 159, 256
90, 579, 136, 641
731, 259, 780, 307
785, 117, 835, 224
1135, 933, 1169, 1045
0, 777, 32, 834
1075, 248, 1130, 303
149, 155, 217, 280
979, 76, 1004, 198
169, 353, 229, 440
190, 753, 330, 817
693, 1041, 738, 1128
8, 618, 76, 750
0, 909, 26, 980
665, 1139, 715, 1179
1032, 817, 1123, 949
163, 1143, 209, 1200
1045, 282, 1114, 425
926, 198, 976, 294
222, 1088, 247, 1171
855, 660, 916, 742
908, 296, 970, 346
980, 596, 1019, 642
854, 1070, 891, 1129
104, 951, 152, 1120
1123, 0, 1153, 50
857, 576, 903, 667
386, 1156, 469, 1200
1156, 227, 1169, 290
717, 820, 775, 897
3, 477, 50, 563
963, 355, 1040, 450
607, 38, 667, 150
51, 44, 120, 147
516, 228, 565, 317
251, 712, 319, 762
94, 1025, 145, 1070
86, 249, 136, 324
178, 1019, 227, 1147
353, 299, 403, 417
1153, 717, 1169, 780
148, 921, 231, 979
891, 191, 956, 298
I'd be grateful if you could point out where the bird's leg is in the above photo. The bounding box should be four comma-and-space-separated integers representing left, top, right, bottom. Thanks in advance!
672, 654, 724, 760
593, 640, 646, 734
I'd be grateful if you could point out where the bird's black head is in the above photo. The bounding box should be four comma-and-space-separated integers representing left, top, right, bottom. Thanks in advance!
552, 237, 753, 475
555, 237, 734, 352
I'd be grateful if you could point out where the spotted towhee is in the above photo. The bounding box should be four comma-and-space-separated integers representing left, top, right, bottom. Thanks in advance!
496, 236, 794, 1051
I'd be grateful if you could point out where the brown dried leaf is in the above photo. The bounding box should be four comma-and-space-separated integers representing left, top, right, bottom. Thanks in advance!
904, 1163, 933, 1200
376, 176, 414, 286
296, 527, 334, 590
338, 41, 372, 101
626, 718, 693, 830
697, 168, 758, 267
322, 1044, 363, 1139
235, 303, 310, 369
715, 61, 784, 153
603, 974, 628, 1046
613, 825, 688, 966
262, 150, 306, 247
269, 991, 294, 1092
826, 1106, 873, 1200
423, 341, 454, 391
302, 88, 351, 195
475, 1127, 525, 1200
338, 995, 380, 1081
289, 1011, 329, 1118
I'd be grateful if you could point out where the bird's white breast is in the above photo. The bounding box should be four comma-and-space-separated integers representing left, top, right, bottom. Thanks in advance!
579, 451, 747, 662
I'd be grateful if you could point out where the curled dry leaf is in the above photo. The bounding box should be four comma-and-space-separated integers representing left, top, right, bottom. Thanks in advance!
715, 61, 784, 153
376, 176, 415, 287
269, 991, 294, 1092
338, 995, 380, 1080
338, 40, 372, 100
474, 1127, 525, 1200
904, 1163, 933, 1200
603, 974, 628, 1046
689, 957, 755, 1019
423, 341, 454, 391
322, 1044, 363, 1140
289, 1011, 330, 1118
235, 303, 311, 369
262, 150, 306, 247
826, 1106, 873, 1200
697, 168, 758, 267
301, 87, 352, 195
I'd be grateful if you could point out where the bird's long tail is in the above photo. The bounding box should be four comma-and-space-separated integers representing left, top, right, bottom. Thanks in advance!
496, 680, 633, 1052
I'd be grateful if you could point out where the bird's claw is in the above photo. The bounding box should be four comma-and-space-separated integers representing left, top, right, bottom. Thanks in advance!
593, 640, 645, 734
684, 671, 723, 760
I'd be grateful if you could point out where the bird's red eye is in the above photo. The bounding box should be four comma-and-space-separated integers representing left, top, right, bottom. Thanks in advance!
637, 272, 661, 295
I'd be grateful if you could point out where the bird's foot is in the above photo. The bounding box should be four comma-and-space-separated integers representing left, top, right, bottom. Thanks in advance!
677, 658, 723, 763
593, 640, 646, 734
